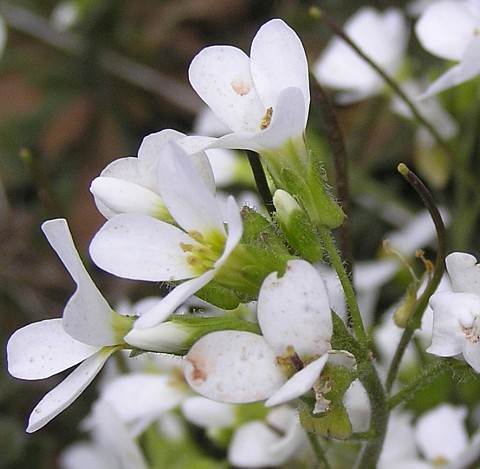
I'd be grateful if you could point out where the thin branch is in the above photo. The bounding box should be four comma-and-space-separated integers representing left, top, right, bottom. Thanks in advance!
0, 1, 203, 116
245, 150, 275, 217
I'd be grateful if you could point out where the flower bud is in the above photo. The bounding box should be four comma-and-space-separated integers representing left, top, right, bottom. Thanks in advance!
273, 189, 323, 262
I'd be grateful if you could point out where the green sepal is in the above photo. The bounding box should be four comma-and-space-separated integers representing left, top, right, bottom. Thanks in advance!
300, 400, 352, 440
169, 314, 261, 354
195, 280, 240, 310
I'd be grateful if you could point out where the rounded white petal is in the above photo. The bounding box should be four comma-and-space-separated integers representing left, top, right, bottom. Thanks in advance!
446, 251, 480, 294
132, 271, 216, 329
189, 45, 265, 133
427, 292, 479, 357
258, 259, 332, 358
181, 396, 235, 428
26, 347, 118, 432
89, 213, 198, 281
265, 354, 329, 407
415, 0, 478, 61
157, 142, 225, 235
415, 404, 468, 462
90, 177, 166, 218
250, 19, 309, 122
42, 219, 119, 346
100, 373, 185, 426
183, 330, 286, 403
7, 319, 100, 379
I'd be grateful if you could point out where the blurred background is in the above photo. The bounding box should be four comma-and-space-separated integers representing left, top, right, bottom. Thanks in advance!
0, 0, 474, 467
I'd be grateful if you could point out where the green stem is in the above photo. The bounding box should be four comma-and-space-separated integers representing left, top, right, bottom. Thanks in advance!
388, 359, 446, 410
311, 79, 353, 277
307, 433, 332, 469
385, 164, 447, 394
317, 226, 367, 345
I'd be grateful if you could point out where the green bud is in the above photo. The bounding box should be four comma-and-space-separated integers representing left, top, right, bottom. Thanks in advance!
273, 189, 323, 262
393, 285, 418, 328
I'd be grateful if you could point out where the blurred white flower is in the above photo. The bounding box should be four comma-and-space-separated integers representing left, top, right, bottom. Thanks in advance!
415, 0, 480, 97
314, 7, 408, 103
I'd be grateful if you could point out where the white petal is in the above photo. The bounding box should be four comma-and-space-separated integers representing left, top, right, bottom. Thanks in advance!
214, 196, 243, 268
446, 251, 480, 293
462, 340, 480, 372
90, 177, 166, 218
265, 354, 329, 407
139, 129, 216, 193
314, 7, 407, 97
125, 320, 190, 351
189, 45, 265, 132
88, 401, 148, 469
183, 330, 286, 403
420, 35, 480, 97
250, 19, 309, 122
157, 142, 225, 235
415, 404, 468, 462
7, 319, 100, 379
181, 396, 235, 428
132, 271, 216, 329
59, 442, 114, 469
26, 347, 118, 432
100, 373, 184, 426
258, 260, 332, 358
228, 417, 304, 468
89, 213, 198, 281
42, 219, 119, 346
415, 0, 478, 61
427, 292, 478, 357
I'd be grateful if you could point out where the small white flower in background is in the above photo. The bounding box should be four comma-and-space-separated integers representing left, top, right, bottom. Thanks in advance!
313, 7, 408, 103
415, 0, 480, 97
59, 401, 148, 469
6, 219, 133, 432
185, 18, 310, 153
227, 406, 309, 468
90, 128, 214, 220
50, 1, 81, 30
427, 252, 480, 371
183, 259, 354, 409
90, 141, 243, 330
379, 405, 471, 468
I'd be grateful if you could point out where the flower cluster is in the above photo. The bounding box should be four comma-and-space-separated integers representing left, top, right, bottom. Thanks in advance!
6, 7, 480, 469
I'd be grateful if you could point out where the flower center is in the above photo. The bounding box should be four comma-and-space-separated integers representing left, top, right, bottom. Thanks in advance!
462, 317, 480, 343
261, 107, 273, 130
180, 230, 225, 275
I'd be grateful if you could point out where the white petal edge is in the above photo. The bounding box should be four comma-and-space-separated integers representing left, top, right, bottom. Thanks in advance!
26, 346, 119, 432
265, 354, 329, 407
42, 219, 118, 346
132, 270, 216, 329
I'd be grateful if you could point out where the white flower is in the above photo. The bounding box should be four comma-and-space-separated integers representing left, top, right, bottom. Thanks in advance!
228, 406, 308, 468
90, 129, 214, 219
90, 141, 243, 329
186, 18, 310, 153
427, 252, 480, 370
59, 401, 148, 469
415, 0, 480, 97
183, 260, 354, 407
313, 7, 408, 103
6, 219, 133, 432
